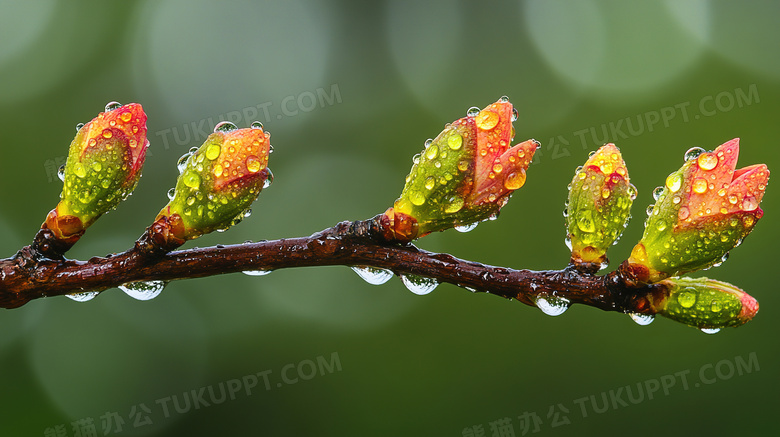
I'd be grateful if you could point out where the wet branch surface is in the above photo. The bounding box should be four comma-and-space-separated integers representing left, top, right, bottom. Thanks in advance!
0, 216, 661, 312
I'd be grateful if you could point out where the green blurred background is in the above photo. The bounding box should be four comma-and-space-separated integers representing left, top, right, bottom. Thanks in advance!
1, 1, 778, 435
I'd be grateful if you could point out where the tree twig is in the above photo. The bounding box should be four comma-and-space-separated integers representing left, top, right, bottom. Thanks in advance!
0, 215, 662, 314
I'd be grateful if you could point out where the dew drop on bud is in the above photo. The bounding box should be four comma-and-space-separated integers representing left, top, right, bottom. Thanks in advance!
652, 186, 664, 201
684, 147, 705, 161
499, 95, 509, 103
629, 312, 655, 326
104, 101, 122, 112
455, 222, 478, 233
66, 291, 100, 302
511, 107, 518, 122
646, 204, 655, 217
627, 183, 638, 200
119, 281, 166, 301
177, 154, 191, 173
243, 270, 272, 276
351, 266, 393, 285
700, 327, 721, 335
214, 121, 238, 133
57, 165, 66, 182
666, 173, 682, 193
167, 188, 175, 200
534, 295, 570, 316
400, 274, 439, 295
741, 195, 758, 211
250, 121, 264, 129
243, 208, 252, 219
75, 122, 85, 132
466, 106, 480, 117
263, 168, 274, 189
697, 153, 718, 170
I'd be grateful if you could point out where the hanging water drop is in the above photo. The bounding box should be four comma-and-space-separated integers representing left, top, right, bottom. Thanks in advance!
57, 165, 66, 182
263, 168, 274, 189
177, 153, 191, 173
629, 312, 655, 326
455, 222, 478, 233
66, 291, 100, 302
243, 269, 272, 276
534, 295, 570, 316
684, 147, 705, 161
104, 101, 122, 112
700, 327, 721, 335
167, 188, 176, 200
652, 186, 664, 201
351, 266, 393, 285
214, 121, 238, 132
511, 107, 518, 122
400, 274, 439, 295
119, 281, 166, 301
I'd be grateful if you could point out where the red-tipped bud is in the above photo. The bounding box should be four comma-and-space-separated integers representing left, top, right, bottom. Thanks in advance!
382, 97, 538, 242
41, 102, 149, 250
626, 139, 769, 283
151, 123, 271, 250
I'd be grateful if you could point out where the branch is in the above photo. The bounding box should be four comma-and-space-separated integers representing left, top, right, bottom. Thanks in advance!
0, 216, 660, 317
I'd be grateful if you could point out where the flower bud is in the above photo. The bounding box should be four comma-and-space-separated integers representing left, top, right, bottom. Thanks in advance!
652, 277, 758, 329
381, 97, 538, 242
42, 103, 149, 249
625, 139, 769, 283
152, 124, 271, 250
566, 144, 634, 268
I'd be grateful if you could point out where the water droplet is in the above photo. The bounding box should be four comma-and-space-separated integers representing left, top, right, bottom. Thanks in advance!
475, 110, 499, 130
684, 147, 705, 161
677, 289, 696, 308
455, 222, 478, 233
629, 313, 655, 326
424, 176, 435, 190
511, 107, 518, 122
351, 266, 393, 285
119, 280, 165, 300
535, 295, 570, 316
425, 144, 438, 160
183, 172, 200, 189
409, 191, 426, 206
627, 183, 638, 200
263, 168, 274, 189
57, 165, 66, 181
246, 155, 262, 173
499, 95, 509, 103
75, 122, 85, 132
601, 188, 610, 199
104, 101, 122, 112
678, 206, 690, 220
576, 210, 596, 233
400, 274, 439, 295
710, 300, 723, 313
504, 169, 527, 190
466, 106, 480, 117
741, 195, 758, 211
214, 121, 238, 132
656, 220, 667, 232
73, 163, 87, 178
444, 196, 464, 214
177, 153, 191, 173
66, 291, 99, 302
167, 188, 175, 200
652, 186, 664, 201
700, 328, 721, 335
250, 121, 264, 129
205, 144, 221, 160
692, 178, 708, 194
243, 270, 272, 276
697, 153, 718, 170
447, 134, 463, 150
243, 209, 252, 218
646, 204, 655, 217
213, 164, 224, 177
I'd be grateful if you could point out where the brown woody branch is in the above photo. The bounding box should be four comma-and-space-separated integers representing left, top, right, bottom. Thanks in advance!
0, 216, 662, 314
